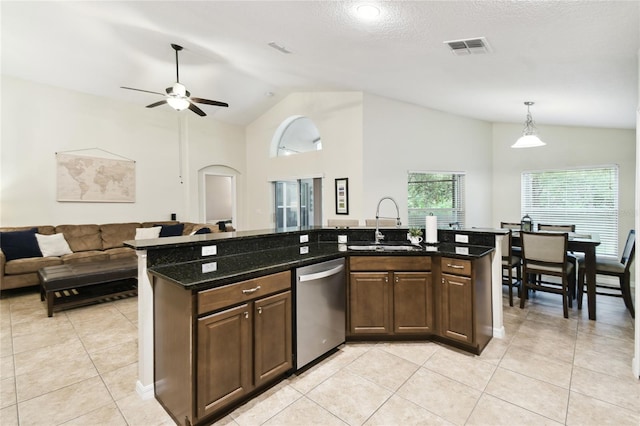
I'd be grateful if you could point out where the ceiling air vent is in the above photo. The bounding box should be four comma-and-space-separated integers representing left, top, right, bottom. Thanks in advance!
444, 37, 491, 55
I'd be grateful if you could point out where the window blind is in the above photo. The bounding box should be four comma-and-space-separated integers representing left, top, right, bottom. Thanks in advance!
521, 166, 619, 256
407, 172, 465, 229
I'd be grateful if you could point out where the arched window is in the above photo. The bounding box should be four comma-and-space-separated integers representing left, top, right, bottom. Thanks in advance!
271, 116, 322, 157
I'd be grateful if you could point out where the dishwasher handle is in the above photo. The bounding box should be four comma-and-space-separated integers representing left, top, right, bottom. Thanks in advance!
298, 264, 344, 282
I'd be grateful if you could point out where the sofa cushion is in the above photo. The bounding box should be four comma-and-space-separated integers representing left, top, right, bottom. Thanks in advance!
61, 251, 109, 264
192, 227, 212, 235
2, 272, 43, 290
156, 223, 184, 237
104, 247, 137, 261
142, 221, 178, 228
100, 223, 141, 249
0, 228, 42, 261
35, 233, 73, 257
0, 226, 55, 235
135, 227, 161, 240
55, 224, 102, 252
4, 256, 63, 275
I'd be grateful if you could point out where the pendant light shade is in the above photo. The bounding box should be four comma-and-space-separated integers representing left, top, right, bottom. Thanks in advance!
512, 101, 545, 148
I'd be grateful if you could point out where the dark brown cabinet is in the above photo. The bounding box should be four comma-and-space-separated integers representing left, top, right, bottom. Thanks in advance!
439, 257, 492, 353
253, 291, 292, 386
349, 272, 391, 334
348, 257, 432, 336
440, 272, 473, 344
196, 290, 292, 419
393, 272, 433, 334
197, 304, 252, 418
153, 271, 292, 426
347, 254, 492, 355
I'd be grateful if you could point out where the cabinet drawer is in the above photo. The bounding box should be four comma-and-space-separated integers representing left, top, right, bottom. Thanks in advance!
350, 256, 431, 272
198, 271, 291, 315
441, 258, 471, 276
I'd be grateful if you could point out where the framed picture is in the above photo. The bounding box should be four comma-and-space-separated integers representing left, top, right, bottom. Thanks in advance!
335, 178, 349, 215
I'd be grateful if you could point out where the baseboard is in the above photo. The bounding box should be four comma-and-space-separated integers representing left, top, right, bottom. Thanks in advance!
633, 356, 639, 378
493, 326, 505, 339
136, 380, 155, 400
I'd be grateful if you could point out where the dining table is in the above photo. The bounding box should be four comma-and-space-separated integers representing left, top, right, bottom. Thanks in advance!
512, 231, 601, 320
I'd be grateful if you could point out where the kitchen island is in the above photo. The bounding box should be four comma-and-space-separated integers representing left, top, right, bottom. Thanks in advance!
127, 226, 503, 426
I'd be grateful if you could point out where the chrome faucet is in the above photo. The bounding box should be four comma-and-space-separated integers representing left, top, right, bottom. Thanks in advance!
375, 196, 401, 244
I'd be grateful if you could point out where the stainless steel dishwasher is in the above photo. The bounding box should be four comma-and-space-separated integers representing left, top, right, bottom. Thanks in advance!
295, 258, 346, 370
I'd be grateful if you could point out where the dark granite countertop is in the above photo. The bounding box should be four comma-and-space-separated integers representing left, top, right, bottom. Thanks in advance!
148, 242, 494, 291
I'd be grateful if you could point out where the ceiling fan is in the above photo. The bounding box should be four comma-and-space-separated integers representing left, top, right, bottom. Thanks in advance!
121, 43, 228, 117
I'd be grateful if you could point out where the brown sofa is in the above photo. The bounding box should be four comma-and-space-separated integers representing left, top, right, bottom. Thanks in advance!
0, 221, 228, 291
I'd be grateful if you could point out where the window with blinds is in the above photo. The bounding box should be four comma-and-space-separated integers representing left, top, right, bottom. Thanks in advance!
407, 172, 465, 229
521, 165, 619, 256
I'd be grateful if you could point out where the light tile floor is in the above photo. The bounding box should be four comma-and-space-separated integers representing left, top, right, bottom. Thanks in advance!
0, 287, 637, 425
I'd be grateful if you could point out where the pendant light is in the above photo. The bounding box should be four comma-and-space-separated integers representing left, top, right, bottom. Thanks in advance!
511, 101, 546, 148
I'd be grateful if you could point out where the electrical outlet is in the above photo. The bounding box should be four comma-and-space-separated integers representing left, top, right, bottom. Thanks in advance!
455, 234, 469, 244
299, 246, 309, 254
455, 246, 469, 255
299, 234, 309, 243
201, 262, 217, 273
201, 245, 217, 256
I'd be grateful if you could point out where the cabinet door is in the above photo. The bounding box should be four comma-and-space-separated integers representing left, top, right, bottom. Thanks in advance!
393, 272, 433, 334
254, 291, 293, 387
196, 303, 252, 419
440, 273, 473, 344
349, 272, 391, 334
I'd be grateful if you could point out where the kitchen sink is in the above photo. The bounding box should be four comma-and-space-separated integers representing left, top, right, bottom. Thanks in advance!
347, 242, 422, 252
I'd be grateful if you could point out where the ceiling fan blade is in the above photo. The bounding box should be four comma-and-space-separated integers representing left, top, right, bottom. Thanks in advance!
146, 100, 168, 108
191, 97, 229, 108
188, 102, 206, 116
121, 86, 164, 96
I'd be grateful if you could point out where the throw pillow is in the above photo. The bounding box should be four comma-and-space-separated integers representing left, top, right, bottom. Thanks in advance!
135, 226, 162, 240
0, 228, 42, 261
156, 223, 184, 237
191, 227, 212, 235
35, 233, 73, 257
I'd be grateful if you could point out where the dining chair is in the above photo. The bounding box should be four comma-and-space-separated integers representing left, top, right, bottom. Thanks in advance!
537, 224, 576, 232
536, 223, 578, 298
365, 219, 397, 227
327, 219, 359, 228
520, 231, 576, 318
501, 229, 521, 306
500, 222, 523, 256
577, 230, 635, 318
500, 222, 521, 230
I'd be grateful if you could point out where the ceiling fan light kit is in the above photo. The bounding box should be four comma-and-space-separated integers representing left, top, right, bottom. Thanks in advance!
511, 101, 546, 148
121, 43, 229, 116
167, 97, 190, 111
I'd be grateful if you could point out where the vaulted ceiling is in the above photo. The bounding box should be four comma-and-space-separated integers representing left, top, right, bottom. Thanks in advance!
2, 1, 638, 128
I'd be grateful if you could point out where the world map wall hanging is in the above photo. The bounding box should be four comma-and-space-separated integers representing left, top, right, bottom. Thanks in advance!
56, 150, 135, 203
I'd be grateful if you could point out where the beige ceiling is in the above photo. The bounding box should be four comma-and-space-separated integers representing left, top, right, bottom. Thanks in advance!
2, 1, 639, 128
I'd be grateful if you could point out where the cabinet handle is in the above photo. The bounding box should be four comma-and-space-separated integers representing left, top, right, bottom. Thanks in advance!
257, 307, 263, 315
395, 276, 399, 283
242, 285, 261, 294
442, 278, 445, 284
385, 276, 388, 283
244, 312, 249, 319
446, 263, 465, 269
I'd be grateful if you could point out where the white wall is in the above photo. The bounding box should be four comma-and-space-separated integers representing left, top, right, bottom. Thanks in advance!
491, 122, 636, 255
0, 76, 244, 227
362, 94, 494, 227
245, 92, 364, 229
